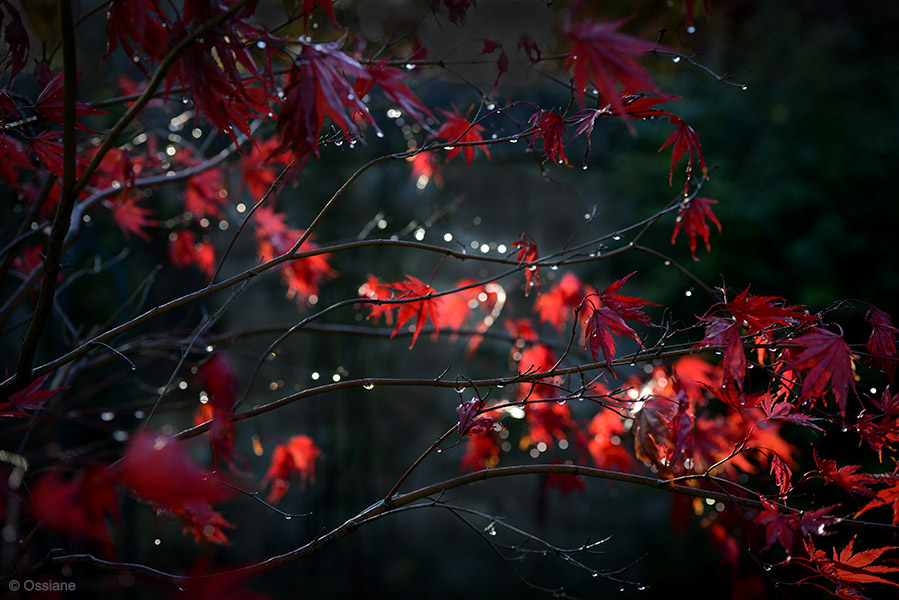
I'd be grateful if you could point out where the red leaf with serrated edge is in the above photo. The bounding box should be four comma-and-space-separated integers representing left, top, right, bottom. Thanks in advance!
585, 307, 640, 376
479, 38, 508, 86
563, 17, 666, 116
106, 196, 156, 240
2, 373, 65, 416
671, 196, 720, 260
459, 434, 500, 472
435, 106, 491, 164
184, 167, 226, 218
278, 41, 373, 167
357, 59, 432, 125
171, 501, 234, 546
408, 151, 443, 189
31, 73, 105, 132
615, 93, 675, 119
814, 451, 877, 498
598, 271, 657, 325
806, 537, 899, 589
169, 230, 216, 277
28, 131, 65, 178
513, 233, 539, 295
721, 286, 817, 335
105, 0, 168, 61
857, 478, 899, 525
770, 452, 792, 496
660, 116, 707, 189
390, 275, 442, 349
759, 393, 824, 431
529, 110, 570, 166
866, 306, 898, 383
791, 327, 857, 417
694, 317, 745, 389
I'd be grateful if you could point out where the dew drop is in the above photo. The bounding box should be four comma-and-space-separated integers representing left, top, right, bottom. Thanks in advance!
637, 586, 647, 591
672, 56, 681, 63
256, 41, 267, 49
284, 515, 292, 520
376, 131, 384, 138
404, 63, 415, 71
436, 448, 442, 453
363, 381, 375, 390
550, 265, 559, 271
455, 386, 467, 393
582, 164, 588, 170
687, 25, 696, 33
591, 572, 598, 578
741, 85, 748, 91
101, 411, 115, 422
612, 235, 622, 241
509, 136, 519, 144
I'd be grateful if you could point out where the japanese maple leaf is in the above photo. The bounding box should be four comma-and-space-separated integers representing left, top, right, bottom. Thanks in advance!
169, 230, 216, 277
866, 306, 898, 383
585, 273, 656, 376
184, 167, 226, 218
858, 478, 899, 525
791, 327, 857, 417
435, 106, 491, 165
261, 435, 321, 504
171, 501, 234, 546
813, 451, 877, 498
456, 398, 503, 436
240, 136, 293, 199
278, 41, 373, 167
806, 537, 899, 590
513, 233, 540, 295
759, 393, 824, 431
615, 93, 675, 120
434, 0, 477, 25
1, 373, 64, 416
535, 272, 591, 330
30, 467, 119, 549
0, 133, 31, 184
526, 402, 574, 447
660, 115, 707, 189
671, 196, 720, 260
586, 410, 633, 471
563, 17, 665, 116
721, 286, 816, 334
529, 110, 569, 166
195, 354, 237, 409
408, 151, 443, 188
755, 498, 836, 552
31, 72, 105, 132
105, 0, 168, 61
356, 59, 432, 125
770, 452, 793, 496
694, 317, 745, 389
300, 0, 339, 30
391, 275, 442, 349
106, 196, 156, 240
28, 131, 66, 178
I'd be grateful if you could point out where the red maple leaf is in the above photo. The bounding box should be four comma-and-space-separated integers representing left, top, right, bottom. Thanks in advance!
184, 167, 227, 218
584, 273, 656, 376
535, 272, 591, 330
261, 435, 321, 504
105, 0, 169, 62
479, 38, 508, 86
671, 196, 720, 261
434, 0, 477, 25
791, 327, 857, 417
456, 398, 503, 436
408, 151, 443, 188
459, 434, 500, 472
866, 306, 898, 383
770, 452, 793, 496
240, 136, 293, 199
31, 72, 105, 132
513, 233, 540, 295
805, 537, 899, 590
857, 478, 899, 525
721, 286, 816, 335
278, 41, 372, 167
30, 467, 119, 549
299, 0, 339, 30
106, 195, 157, 240
435, 106, 491, 165
356, 59, 432, 125
119, 433, 231, 508
169, 230, 216, 277
813, 451, 877, 498
759, 393, 824, 431
563, 17, 666, 115
660, 115, 707, 189
529, 110, 569, 166
518, 34, 542, 63
390, 275, 442, 349
1, 373, 65, 417
694, 317, 745, 389
171, 501, 234, 546
586, 409, 633, 471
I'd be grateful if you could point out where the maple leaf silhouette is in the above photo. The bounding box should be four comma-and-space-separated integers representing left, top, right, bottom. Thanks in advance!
866, 306, 898, 384
813, 451, 877, 498
456, 398, 503, 436
791, 327, 857, 418
671, 196, 720, 260
584, 273, 656, 376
